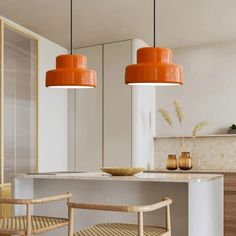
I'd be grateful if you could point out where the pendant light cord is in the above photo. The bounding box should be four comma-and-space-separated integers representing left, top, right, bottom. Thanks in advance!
70, 0, 73, 54
153, 0, 156, 47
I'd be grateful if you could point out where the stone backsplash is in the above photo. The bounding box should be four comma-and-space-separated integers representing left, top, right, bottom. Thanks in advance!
154, 135, 236, 170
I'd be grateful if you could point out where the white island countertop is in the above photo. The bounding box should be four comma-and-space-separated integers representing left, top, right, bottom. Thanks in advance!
13, 172, 223, 183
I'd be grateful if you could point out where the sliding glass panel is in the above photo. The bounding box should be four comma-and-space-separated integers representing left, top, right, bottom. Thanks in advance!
4, 26, 37, 183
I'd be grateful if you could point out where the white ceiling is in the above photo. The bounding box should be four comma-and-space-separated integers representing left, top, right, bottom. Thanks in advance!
0, 0, 236, 49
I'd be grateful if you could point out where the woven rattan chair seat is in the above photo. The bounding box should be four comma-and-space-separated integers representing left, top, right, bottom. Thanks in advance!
0, 215, 69, 235
74, 223, 168, 236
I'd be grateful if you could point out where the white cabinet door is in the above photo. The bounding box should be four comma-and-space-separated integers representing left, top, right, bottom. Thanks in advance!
69, 45, 103, 171
103, 41, 132, 167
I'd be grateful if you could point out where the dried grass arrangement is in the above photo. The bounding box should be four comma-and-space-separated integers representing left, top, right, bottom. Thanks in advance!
158, 100, 208, 139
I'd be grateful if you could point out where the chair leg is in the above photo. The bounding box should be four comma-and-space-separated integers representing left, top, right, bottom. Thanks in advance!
68, 205, 73, 236
166, 204, 171, 235
26, 204, 32, 236
138, 212, 144, 236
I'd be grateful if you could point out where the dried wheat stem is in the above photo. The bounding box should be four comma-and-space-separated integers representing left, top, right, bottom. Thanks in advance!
192, 121, 208, 138
159, 108, 173, 128
174, 100, 184, 126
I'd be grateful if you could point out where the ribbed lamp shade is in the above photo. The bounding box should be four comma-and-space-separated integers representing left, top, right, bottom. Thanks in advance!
125, 47, 183, 86
46, 55, 96, 88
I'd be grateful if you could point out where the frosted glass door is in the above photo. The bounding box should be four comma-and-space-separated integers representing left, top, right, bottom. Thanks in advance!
4, 26, 37, 182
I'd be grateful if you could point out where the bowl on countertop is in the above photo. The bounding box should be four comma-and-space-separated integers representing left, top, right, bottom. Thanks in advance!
101, 167, 145, 176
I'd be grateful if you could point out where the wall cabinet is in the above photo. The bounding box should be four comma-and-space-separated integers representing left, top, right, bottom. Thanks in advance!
224, 174, 236, 236
68, 39, 156, 171
68, 45, 103, 171
103, 41, 132, 167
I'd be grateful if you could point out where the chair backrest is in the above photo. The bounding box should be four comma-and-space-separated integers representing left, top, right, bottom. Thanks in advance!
0, 192, 72, 236
67, 197, 172, 236
68, 197, 172, 212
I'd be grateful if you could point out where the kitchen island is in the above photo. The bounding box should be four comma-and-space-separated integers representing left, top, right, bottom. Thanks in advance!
12, 172, 223, 236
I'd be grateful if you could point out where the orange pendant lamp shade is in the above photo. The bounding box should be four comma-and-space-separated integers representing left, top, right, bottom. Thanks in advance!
125, 47, 183, 86
45, 0, 96, 89
46, 54, 96, 88
125, 0, 184, 86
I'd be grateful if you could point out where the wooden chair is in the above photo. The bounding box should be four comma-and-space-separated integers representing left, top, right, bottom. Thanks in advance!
68, 197, 172, 236
0, 192, 72, 236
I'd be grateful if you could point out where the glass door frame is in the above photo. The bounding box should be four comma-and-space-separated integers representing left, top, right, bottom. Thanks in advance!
0, 17, 39, 185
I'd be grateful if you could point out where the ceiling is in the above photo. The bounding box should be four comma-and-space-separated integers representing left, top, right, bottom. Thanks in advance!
0, 0, 236, 49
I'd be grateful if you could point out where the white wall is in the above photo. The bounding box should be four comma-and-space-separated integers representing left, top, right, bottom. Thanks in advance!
156, 41, 236, 137
38, 38, 68, 172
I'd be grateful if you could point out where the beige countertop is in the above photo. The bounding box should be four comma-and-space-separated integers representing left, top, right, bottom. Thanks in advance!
145, 169, 236, 174
13, 172, 223, 183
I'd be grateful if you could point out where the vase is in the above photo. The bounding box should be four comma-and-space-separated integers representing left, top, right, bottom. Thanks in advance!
179, 152, 192, 170
228, 129, 236, 134
166, 154, 178, 170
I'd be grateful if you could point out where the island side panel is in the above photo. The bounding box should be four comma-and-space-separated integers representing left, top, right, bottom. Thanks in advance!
188, 178, 224, 236
32, 179, 188, 236
12, 178, 34, 215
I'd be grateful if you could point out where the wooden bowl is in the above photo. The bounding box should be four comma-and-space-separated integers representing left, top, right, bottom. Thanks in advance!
101, 167, 145, 176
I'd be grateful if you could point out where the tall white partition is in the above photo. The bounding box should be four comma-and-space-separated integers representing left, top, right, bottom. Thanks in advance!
71, 45, 103, 171
38, 38, 68, 172
103, 41, 132, 167
131, 39, 156, 169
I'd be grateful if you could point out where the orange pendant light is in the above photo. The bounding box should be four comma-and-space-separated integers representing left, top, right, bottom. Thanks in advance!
125, 0, 183, 86
46, 0, 96, 88
46, 54, 96, 88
